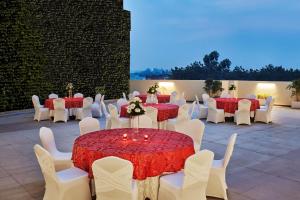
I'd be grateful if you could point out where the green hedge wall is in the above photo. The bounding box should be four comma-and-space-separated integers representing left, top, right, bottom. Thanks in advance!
0, 0, 130, 112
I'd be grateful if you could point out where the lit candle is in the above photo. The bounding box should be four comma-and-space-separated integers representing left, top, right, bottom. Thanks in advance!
144, 134, 149, 141
123, 133, 128, 140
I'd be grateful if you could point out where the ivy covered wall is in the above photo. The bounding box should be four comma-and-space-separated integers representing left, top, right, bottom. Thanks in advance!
0, 0, 130, 112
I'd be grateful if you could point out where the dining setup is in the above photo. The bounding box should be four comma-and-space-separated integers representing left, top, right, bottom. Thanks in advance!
31, 82, 275, 200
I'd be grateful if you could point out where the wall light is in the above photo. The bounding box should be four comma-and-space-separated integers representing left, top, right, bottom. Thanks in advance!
158, 82, 175, 94
158, 82, 174, 88
257, 83, 276, 90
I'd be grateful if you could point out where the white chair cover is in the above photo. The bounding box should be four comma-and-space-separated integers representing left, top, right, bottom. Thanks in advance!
76, 97, 93, 120
123, 92, 128, 101
49, 93, 59, 99
108, 104, 130, 129
255, 99, 274, 123
235, 99, 251, 125
101, 101, 111, 129
32, 95, 49, 121
79, 117, 100, 135
92, 94, 102, 118
53, 98, 68, 122
174, 119, 205, 152
195, 95, 208, 119
166, 104, 190, 131
207, 98, 225, 124
132, 91, 140, 97
202, 94, 210, 106
144, 106, 158, 128
74, 93, 84, 98
169, 91, 177, 104
92, 156, 138, 200
117, 98, 129, 113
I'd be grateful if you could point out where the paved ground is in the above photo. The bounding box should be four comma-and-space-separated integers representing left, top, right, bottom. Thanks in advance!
0, 106, 300, 200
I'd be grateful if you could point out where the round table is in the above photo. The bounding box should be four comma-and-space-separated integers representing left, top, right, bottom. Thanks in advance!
215, 98, 260, 116
44, 97, 84, 110
72, 128, 195, 200
137, 94, 170, 103
120, 103, 179, 122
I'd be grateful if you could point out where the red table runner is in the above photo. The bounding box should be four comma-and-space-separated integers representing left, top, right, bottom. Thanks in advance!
72, 128, 195, 180
44, 97, 84, 110
137, 94, 170, 103
120, 103, 179, 122
215, 98, 260, 114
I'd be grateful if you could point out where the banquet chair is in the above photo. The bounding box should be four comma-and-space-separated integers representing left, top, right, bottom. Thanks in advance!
92, 93, 102, 118
169, 91, 177, 104
49, 93, 59, 99
195, 95, 208, 119
158, 150, 214, 200
174, 119, 205, 152
145, 106, 159, 128
207, 98, 225, 124
101, 101, 112, 129
206, 133, 237, 200
108, 104, 130, 129
246, 94, 257, 99
189, 101, 196, 119
234, 99, 251, 125
53, 98, 68, 122
176, 92, 186, 106
146, 94, 158, 104
132, 91, 140, 97
128, 93, 134, 101
76, 97, 93, 120
255, 99, 274, 123
123, 92, 128, 101
131, 115, 153, 128
92, 156, 138, 200
202, 94, 210, 106
74, 93, 84, 98
34, 144, 91, 200
166, 104, 190, 131
39, 127, 73, 171
32, 95, 49, 122
79, 117, 101, 135
117, 98, 129, 113
260, 96, 273, 109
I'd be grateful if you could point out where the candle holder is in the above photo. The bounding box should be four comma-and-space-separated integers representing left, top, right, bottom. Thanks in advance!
122, 133, 128, 141
144, 134, 149, 141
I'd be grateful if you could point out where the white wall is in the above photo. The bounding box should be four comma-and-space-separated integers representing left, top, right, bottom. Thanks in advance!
130, 80, 293, 105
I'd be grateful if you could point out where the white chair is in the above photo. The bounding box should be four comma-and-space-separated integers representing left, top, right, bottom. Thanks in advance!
92, 156, 138, 200
174, 119, 205, 152
34, 144, 91, 200
92, 93, 102, 118
207, 134, 237, 200
158, 150, 214, 200
53, 98, 68, 122
131, 115, 153, 128
255, 99, 274, 123
234, 99, 251, 125
108, 104, 130, 129
195, 95, 208, 119
189, 101, 196, 119
169, 91, 177, 104
76, 97, 93, 120
101, 101, 111, 129
101, 94, 105, 102
144, 106, 159, 128
74, 93, 84, 98
79, 117, 100, 135
132, 91, 140, 97
146, 94, 158, 104
247, 94, 256, 99
207, 98, 225, 124
175, 92, 186, 106
32, 95, 49, 122
39, 127, 73, 171
49, 93, 59, 99
128, 93, 134, 101
202, 94, 210, 106
167, 104, 190, 131
123, 92, 128, 101
117, 98, 129, 113
260, 96, 273, 109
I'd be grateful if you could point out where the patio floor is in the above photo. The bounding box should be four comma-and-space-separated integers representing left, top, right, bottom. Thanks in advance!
0, 106, 300, 200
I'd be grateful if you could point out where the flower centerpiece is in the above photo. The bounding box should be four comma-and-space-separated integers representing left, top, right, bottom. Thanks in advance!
66, 83, 73, 98
147, 83, 159, 94
126, 97, 145, 116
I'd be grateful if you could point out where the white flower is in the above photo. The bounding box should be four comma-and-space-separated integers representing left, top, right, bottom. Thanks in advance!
127, 108, 132, 113
135, 108, 141, 113
130, 104, 135, 109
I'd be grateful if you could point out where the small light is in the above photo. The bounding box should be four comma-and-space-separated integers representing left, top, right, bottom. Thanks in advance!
123, 133, 128, 140
144, 134, 149, 141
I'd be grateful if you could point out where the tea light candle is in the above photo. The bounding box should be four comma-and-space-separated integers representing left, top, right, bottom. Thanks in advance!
123, 133, 128, 140
144, 134, 149, 141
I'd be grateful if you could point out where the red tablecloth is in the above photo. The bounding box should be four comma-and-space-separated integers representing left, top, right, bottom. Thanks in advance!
44, 97, 84, 110
72, 128, 195, 180
215, 98, 260, 114
137, 94, 170, 103
120, 103, 179, 122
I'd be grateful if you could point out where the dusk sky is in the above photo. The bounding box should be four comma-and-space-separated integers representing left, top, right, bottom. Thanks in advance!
124, 0, 300, 72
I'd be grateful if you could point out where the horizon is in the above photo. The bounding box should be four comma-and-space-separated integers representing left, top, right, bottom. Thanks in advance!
124, 0, 300, 72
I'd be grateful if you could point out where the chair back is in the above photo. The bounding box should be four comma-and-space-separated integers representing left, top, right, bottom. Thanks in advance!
101, 101, 110, 118
145, 106, 158, 123
34, 144, 57, 183
39, 127, 58, 154
101, 95, 105, 102
74, 93, 84, 98
79, 117, 100, 135
223, 133, 237, 168
265, 96, 273, 105
267, 99, 275, 112
95, 94, 102, 104
92, 156, 134, 200
169, 91, 177, 104
177, 104, 190, 121
238, 99, 251, 111
82, 97, 93, 109
132, 91, 140, 97
53, 98, 65, 110
117, 98, 128, 112
175, 119, 205, 149
146, 94, 158, 104
202, 94, 210, 106
207, 98, 217, 109
48, 93, 58, 99
189, 101, 196, 118
183, 150, 214, 189
108, 104, 119, 118
32, 95, 41, 109
122, 92, 127, 101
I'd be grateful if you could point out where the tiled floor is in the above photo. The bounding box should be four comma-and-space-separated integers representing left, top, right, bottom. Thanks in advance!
1, 106, 300, 200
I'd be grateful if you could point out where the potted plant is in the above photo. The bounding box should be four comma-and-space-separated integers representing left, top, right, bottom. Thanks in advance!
66, 83, 73, 98
287, 79, 300, 108
228, 84, 236, 97
126, 97, 146, 138
203, 79, 224, 97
